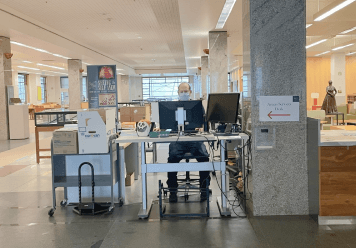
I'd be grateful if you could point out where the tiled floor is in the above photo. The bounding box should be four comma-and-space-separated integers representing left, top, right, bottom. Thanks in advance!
0, 131, 356, 247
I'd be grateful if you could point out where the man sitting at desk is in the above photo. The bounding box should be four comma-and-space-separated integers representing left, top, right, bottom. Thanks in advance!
167, 83, 210, 202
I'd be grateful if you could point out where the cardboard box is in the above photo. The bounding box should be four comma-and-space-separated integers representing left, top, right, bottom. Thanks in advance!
125, 173, 135, 186
121, 122, 136, 129
78, 108, 116, 154
120, 107, 131, 116
53, 129, 78, 154
120, 114, 131, 122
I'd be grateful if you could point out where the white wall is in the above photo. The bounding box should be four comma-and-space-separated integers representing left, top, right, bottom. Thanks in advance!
28, 74, 41, 104
46, 76, 61, 104
118, 75, 130, 102
129, 76, 142, 101
11, 71, 19, 99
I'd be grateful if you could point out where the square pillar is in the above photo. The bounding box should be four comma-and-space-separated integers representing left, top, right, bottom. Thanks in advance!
0, 37, 12, 140
209, 31, 228, 93
68, 59, 82, 110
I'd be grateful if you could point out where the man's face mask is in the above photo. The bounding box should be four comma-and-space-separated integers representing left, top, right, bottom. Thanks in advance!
179, 92, 190, 101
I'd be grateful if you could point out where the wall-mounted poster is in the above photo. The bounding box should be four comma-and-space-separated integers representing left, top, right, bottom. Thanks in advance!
87, 65, 118, 129
37, 86, 42, 101
87, 65, 117, 109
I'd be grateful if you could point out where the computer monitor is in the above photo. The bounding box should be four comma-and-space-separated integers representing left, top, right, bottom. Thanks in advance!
206, 93, 240, 123
159, 100, 204, 132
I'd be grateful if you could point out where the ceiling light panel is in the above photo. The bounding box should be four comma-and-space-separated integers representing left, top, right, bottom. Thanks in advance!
332, 41, 355, 50
315, 51, 330, 56
17, 66, 40, 71
216, 0, 237, 29
37, 63, 65, 70
314, 0, 356, 21
306, 24, 313, 28
340, 26, 356, 34
347, 51, 356, 55
306, 39, 328, 49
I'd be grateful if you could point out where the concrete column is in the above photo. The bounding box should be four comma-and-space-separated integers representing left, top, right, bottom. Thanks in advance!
194, 75, 201, 100
250, 0, 308, 215
0, 37, 12, 140
209, 31, 228, 93
28, 74, 41, 104
120, 75, 130, 102
68, 59, 82, 110
201, 56, 209, 99
331, 53, 346, 105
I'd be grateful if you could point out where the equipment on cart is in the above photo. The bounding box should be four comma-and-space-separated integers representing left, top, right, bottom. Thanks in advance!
73, 162, 112, 215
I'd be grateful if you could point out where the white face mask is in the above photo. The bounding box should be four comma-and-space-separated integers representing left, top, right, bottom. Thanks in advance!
179, 92, 190, 101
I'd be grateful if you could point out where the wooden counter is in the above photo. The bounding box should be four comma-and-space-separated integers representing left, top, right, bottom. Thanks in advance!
319, 130, 356, 217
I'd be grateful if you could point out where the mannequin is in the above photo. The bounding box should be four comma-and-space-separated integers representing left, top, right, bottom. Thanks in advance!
321, 80, 337, 114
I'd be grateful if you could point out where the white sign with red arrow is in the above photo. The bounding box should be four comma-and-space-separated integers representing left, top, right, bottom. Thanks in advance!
259, 96, 299, 122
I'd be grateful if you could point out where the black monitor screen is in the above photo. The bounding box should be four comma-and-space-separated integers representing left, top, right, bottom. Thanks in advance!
206, 93, 240, 123
159, 100, 204, 132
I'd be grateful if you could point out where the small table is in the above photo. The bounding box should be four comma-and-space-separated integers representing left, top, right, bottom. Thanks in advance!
326, 112, 344, 125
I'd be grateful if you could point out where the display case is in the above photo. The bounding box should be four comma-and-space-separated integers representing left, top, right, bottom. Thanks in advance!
34, 109, 78, 127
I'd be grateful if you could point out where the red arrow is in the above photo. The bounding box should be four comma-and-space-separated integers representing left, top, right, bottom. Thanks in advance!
268, 111, 290, 119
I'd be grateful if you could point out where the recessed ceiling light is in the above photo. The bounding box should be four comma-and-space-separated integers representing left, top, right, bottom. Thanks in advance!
11, 41, 72, 60
306, 39, 328, 49
340, 26, 356, 34
17, 66, 40, 71
216, 0, 237, 29
116, 68, 124, 71
314, 0, 356, 21
347, 51, 356, 55
82, 62, 91, 65
315, 51, 330, 56
306, 24, 313, 28
332, 43, 354, 51
37, 63, 65, 70
22, 60, 32, 63
52, 54, 72, 60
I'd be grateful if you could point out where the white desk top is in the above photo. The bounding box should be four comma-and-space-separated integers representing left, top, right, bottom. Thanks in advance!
320, 130, 356, 146
115, 132, 246, 143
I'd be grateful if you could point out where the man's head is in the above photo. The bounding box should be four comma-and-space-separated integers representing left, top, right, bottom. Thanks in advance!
177, 83, 192, 101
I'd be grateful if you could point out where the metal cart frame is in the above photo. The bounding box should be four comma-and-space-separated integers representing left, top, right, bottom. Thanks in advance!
48, 135, 122, 216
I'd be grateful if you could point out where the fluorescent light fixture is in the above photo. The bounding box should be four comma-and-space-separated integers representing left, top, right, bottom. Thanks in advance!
306, 39, 328, 49
315, 51, 330, 56
37, 63, 65, 70
22, 60, 32, 63
116, 68, 124, 71
52, 54, 72, 60
314, 0, 356, 21
82, 62, 91, 65
306, 24, 313, 28
11, 41, 72, 60
215, 0, 237, 29
186, 57, 200, 59
17, 66, 40, 71
117, 72, 124, 75
347, 51, 356, 55
332, 43, 354, 50
340, 26, 356, 34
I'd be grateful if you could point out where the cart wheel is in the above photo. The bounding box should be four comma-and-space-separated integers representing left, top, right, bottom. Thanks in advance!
60, 200, 67, 207
48, 208, 55, 217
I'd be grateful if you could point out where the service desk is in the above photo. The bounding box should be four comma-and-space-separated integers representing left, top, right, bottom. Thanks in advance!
115, 133, 248, 219
319, 130, 356, 225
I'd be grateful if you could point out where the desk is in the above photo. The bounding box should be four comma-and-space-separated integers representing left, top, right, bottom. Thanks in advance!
326, 112, 344, 125
115, 133, 247, 219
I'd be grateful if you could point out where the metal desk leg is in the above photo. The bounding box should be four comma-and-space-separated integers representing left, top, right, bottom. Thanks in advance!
153, 143, 157, 163
138, 142, 152, 218
217, 139, 231, 216
134, 143, 140, 180
119, 146, 126, 204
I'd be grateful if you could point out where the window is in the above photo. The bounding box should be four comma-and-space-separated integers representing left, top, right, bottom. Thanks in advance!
142, 77, 189, 100
18, 74, 27, 103
82, 76, 87, 101
60, 77, 69, 106
40, 77, 46, 103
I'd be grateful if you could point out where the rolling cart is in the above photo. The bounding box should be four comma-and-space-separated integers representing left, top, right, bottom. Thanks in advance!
48, 135, 122, 216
